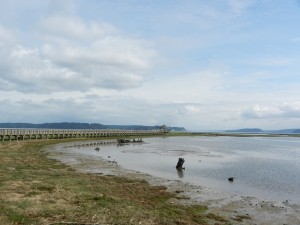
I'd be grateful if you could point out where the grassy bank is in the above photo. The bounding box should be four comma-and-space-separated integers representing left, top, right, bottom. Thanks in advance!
0, 139, 232, 225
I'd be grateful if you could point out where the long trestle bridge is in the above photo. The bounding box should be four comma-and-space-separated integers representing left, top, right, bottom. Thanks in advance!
0, 129, 165, 141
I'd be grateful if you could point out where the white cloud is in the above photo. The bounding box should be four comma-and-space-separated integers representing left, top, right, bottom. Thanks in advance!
11, 45, 39, 58
240, 105, 281, 119
38, 16, 155, 72
0, 24, 18, 48
240, 102, 300, 119
38, 15, 117, 42
1, 44, 82, 93
184, 104, 202, 114
129, 68, 228, 104
1, 0, 300, 130
279, 102, 300, 117
0, 16, 156, 93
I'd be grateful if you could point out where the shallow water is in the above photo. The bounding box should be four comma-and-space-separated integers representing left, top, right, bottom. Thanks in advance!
58, 136, 300, 204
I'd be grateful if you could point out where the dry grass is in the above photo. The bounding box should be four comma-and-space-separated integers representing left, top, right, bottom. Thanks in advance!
0, 139, 229, 225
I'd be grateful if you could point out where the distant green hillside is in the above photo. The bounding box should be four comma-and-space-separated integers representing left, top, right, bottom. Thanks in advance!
0, 123, 186, 132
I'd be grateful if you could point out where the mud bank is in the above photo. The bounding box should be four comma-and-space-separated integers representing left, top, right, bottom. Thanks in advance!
44, 142, 300, 225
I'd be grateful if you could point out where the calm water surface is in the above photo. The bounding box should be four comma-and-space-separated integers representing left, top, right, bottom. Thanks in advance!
63, 136, 300, 203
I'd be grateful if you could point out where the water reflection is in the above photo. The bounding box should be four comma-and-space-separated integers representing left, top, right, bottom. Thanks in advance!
176, 168, 184, 178
63, 140, 117, 149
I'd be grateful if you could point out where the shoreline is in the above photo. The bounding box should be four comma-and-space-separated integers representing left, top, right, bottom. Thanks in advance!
45, 141, 300, 225
1, 139, 221, 225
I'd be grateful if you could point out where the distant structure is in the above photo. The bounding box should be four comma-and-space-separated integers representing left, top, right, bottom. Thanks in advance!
160, 125, 170, 134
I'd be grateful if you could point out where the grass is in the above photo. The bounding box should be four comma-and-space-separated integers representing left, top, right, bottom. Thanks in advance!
0, 138, 230, 225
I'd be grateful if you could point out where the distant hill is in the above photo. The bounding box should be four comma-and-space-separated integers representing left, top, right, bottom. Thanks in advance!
226, 128, 300, 134
0, 123, 186, 132
270, 129, 300, 134
107, 125, 185, 131
0, 122, 107, 129
226, 128, 263, 133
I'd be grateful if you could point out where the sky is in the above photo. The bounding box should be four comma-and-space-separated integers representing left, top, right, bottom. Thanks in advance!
1, 0, 300, 130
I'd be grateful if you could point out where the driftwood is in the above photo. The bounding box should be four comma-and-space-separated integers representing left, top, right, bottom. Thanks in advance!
117, 138, 143, 144
176, 158, 185, 169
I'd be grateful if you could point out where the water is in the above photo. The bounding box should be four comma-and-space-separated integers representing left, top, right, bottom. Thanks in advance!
58, 136, 300, 204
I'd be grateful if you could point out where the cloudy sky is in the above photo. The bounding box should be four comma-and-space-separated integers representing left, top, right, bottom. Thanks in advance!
1, 0, 300, 130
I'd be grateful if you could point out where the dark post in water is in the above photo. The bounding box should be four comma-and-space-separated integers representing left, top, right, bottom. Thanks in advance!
176, 157, 185, 169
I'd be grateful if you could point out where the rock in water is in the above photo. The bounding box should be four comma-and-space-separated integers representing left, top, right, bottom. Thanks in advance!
228, 177, 235, 182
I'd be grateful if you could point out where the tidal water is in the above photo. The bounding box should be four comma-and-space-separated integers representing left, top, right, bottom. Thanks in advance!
59, 136, 300, 204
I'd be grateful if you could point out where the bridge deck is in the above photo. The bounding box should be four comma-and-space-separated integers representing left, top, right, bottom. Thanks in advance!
0, 129, 164, 141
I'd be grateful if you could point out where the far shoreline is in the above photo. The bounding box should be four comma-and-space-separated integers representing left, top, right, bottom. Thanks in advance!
171, 131, 300, 138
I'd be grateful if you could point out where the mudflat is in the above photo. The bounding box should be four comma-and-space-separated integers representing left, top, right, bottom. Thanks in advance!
1, 139, 299, 225
46, 139, 300, 225
0, 139, 226, 225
